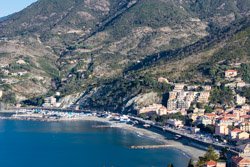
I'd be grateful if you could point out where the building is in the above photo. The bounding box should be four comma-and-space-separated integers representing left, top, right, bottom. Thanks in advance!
55, 92, 61, 96
198, 91, 210, 103
173, 83, 185, 91
0, 90, 2, 99
190, 126, 200, 134
219, 118, 234, 126
240, 122, 250, 132
200, 116, 214, 126
237, 81, 246, 88
206, 160, 217, 167
216, 161, 226, 167
240, 115, 250, 122
166, 119, 183, 128
237, 132, 249, 140
138, 104, 168, 116
230, 128, 242, 139
236, 95, 246, 106
203, 85, 212, 91
231, 156, 250, 167
43, 96, 57, 107
215, 124, 229, 136
167, 100, 177, 110
225, 70, 237, 78
158, 77, 169, 83
16, 59, 26, 65
205, 160, 226, 167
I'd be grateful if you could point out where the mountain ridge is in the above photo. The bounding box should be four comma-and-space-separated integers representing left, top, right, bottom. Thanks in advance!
0, 0, 249, 111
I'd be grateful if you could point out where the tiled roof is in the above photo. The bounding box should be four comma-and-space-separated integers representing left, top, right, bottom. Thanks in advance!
206, 160, 217, 166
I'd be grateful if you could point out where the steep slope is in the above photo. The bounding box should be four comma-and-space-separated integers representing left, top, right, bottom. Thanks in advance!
0, 0, 249, 108
76, 18, 250, 112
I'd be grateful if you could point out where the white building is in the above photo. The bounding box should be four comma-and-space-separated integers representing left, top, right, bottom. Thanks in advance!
139, 104, 168, 116
225, 70, 237, 78
43, 96, 57, 107
236, 94, 246, 106
166, 119, 183, 128
0, 90, 2, 99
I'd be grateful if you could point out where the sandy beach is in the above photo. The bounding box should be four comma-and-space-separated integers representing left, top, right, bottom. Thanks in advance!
58, 116, 206, 160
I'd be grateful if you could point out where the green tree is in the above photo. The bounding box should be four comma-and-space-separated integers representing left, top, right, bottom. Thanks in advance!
204, 105, 213, 113
241, 63, 250, 83
204, 146, 219, 161
196, 146, 219, 167
210, 86, 233, 105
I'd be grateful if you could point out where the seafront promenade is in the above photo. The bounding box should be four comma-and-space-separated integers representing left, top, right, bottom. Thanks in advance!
1, 107, 240, 156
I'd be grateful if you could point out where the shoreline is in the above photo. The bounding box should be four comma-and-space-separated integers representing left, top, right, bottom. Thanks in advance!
0, 115, 206, 160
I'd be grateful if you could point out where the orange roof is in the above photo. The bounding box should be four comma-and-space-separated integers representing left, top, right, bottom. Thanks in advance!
205, 113, 216, 117
226, 70, 237, 73
225, 114, 237, 118
206, 160, 217, 166
220, 117, 229, 121
231, 128, 242, 133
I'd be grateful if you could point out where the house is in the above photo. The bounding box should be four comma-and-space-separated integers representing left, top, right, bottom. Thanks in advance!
43, 96, 57, 108
166, 119, 183, 128
237, 132, 249, 140
16, 59, 26, 65
225, 70, 237, 78
138, 104, 168, 116
206, 160, 217, 167
215, 124, 229, 136
241, 105, 250, 111
236, 95, 246, 106
158, 77, 169, 83
190, 126, 200, 134
219, 118, 234, 126
193, 108, 205, 114
55, 92, 61, 96
200, 116, 214, 126
203, 113, 217, 125
203, 85, 212, 91
230, 128, 242, 139
240, 122, 250, 132
237, 81, 246, 88
167, 100, 177, 110
216, 161, 226, 167
173, 83, 185, 91
231, 156, 250, 167
198, 91, 210, 103
240, 115, 250, 122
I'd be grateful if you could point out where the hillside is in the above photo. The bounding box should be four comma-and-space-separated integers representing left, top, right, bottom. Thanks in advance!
76, 19, 250, 112
0, 0, 249, 110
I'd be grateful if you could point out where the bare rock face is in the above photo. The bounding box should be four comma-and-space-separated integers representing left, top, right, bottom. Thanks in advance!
84, 0, 110, 14
77, 11, 96, 21
0, 0, 249, 107
125, 92, 161, 111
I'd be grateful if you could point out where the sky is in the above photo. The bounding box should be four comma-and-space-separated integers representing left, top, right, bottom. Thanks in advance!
0, 0, 37, 17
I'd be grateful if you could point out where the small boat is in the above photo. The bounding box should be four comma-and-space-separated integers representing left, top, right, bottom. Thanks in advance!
143, 124, 151, 128
174, 135, 182, 140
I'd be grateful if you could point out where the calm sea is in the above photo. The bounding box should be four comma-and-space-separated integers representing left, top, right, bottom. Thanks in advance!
0, 120, 189, 167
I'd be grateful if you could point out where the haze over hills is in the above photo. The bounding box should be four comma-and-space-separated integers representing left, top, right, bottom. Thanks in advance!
0, 0, 249, 112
